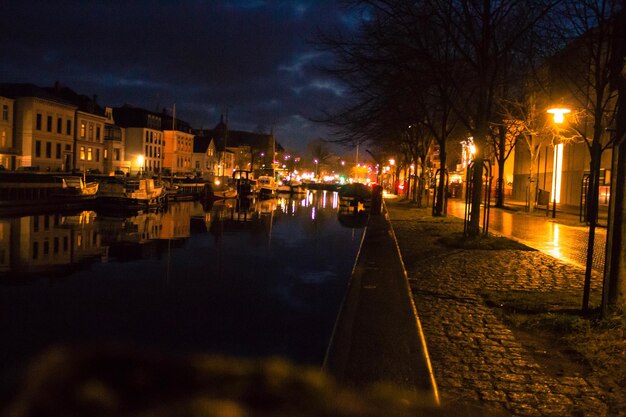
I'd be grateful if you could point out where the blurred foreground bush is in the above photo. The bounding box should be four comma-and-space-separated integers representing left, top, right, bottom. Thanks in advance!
4, 344, 483, 417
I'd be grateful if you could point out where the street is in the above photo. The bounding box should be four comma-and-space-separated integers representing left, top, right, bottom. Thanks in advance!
447, 200, 607, 274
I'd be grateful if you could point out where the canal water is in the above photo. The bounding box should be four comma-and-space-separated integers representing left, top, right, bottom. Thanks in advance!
0, 190, 365, 396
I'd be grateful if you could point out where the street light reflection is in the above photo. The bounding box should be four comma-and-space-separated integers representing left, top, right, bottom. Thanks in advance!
547, 222, 562, 259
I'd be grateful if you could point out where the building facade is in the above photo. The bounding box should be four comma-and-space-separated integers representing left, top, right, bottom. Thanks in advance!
162, 115, 194, 176
113, 105, 164, 175
13, 93, 76, 171
0, 95, 15, 169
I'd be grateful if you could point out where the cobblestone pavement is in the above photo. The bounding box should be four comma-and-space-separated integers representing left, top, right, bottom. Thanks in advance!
385, 199, 622, 417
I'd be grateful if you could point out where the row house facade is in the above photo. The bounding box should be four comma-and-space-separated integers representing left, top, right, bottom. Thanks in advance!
0, 83, 124, 174
103, 107, 127, 174
0, 95, 15, 169
10, 87, 76, 171
113, 105, 164, 175
0, 83, 285, 180
162, 114, 194, 176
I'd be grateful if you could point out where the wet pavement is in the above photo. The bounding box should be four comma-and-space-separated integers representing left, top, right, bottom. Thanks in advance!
385, 198, 621, 416
447, 200, 607, 274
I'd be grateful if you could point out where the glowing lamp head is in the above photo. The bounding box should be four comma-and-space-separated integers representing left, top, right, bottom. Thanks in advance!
137, 155, 144, 166
547, 107, 571, 124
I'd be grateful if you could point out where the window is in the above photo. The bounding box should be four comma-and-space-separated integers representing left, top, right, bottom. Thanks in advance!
56, 143, 61, 159
36, 114, 42, 130
80, 146, 85, 160
2, 105, 8, 121
53, 237, 59, 254
113, 148, 120, 161
96, 126, 101, 140
57, 117, 62, 133
80, 122, 86, 138
45, 142, 51, 158
95, 148, 99, 162
35, 140, 41, 157
103, 149, 108, 160
1, 131, 5, 147
87, 147, 92, 161
43, 241, 49, 256
32, 242, 38, 260
47, 116, 52, 132
66, 120, 71, 135
88, 123, 94, 140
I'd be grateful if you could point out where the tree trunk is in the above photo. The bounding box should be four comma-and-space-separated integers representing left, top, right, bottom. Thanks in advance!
604, 10, 626, 311
495, 128, 506, 207
604, 141, 626, 312
495, 160, 506, 207
467, 153, 484, 236
434, 148, 447, 216
582, 142, 602, 312
527, 148, 539, 214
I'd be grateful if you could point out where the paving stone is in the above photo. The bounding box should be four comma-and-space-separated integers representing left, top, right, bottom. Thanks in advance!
386, 202, 614, 417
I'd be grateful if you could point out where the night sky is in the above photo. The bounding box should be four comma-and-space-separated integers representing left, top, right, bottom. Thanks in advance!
0, 1, 362, 151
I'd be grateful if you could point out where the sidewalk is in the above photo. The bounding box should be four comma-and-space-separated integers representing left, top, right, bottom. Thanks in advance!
323, 205, 438, 401
385, 198, 621, 416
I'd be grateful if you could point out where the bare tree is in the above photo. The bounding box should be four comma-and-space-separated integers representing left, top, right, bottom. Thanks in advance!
603, 4, 626, 313
550, 0, 622, 312
421, 0, 559, 236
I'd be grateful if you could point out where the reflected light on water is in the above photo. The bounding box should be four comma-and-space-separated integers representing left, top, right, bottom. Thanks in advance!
311, 206, 316, 221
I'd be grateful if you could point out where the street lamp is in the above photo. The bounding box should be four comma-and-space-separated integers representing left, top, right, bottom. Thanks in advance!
314, 159, 319, 180
546, 106, 570, 218
547, 107, 571, 124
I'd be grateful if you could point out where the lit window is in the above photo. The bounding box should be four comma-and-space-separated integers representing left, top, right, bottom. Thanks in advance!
88, 124, 94, 140
87, 147, 92, 161
80, 123, 86, 138
104, 149, 108, 160
80, 146, 85, 160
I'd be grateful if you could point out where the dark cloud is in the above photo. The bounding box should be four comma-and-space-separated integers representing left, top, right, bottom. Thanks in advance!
0, 0, 358, 151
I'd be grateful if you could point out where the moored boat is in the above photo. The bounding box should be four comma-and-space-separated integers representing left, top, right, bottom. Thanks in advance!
257, 175, 277, 199
97, 177, 166, 210
0, 172, 98, 214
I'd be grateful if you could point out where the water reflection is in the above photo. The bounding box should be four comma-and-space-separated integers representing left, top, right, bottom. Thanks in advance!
0, 190, 364, 380
0, 190, 352, 280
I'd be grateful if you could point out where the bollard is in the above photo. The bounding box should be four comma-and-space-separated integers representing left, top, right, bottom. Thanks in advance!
370, 185, 383, 215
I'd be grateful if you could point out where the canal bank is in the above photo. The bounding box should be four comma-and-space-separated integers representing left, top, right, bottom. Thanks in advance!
323, 201, 439, 404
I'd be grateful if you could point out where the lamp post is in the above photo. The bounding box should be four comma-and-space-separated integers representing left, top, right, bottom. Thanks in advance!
547, 107, 570, 218
314, 159, 319, 180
